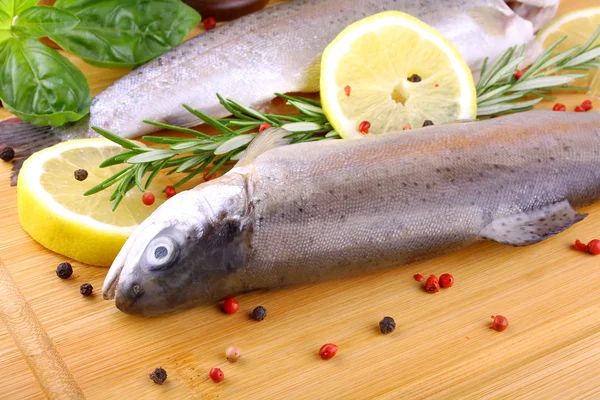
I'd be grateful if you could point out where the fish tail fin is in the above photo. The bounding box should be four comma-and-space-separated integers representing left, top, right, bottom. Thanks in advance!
0, 118, 59, 185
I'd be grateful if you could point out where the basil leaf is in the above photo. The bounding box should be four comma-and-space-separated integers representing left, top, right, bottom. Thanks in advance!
0, 9, 10, 42
13, 6, 79, 38
0, 37, 91, 126
51, 0, 201, 68
0, 0, 37, 17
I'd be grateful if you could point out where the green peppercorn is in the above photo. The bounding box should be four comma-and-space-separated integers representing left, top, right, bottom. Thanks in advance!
422, 120, 434, 127
79, 283, 93, 296
0, 147, 15, 162
379, 316, 396, 334
407, 74, 422, 83
149, 367, 167, 385
251, 306, 267, 321
74, 169, 88, 181
55, 262, 73, 279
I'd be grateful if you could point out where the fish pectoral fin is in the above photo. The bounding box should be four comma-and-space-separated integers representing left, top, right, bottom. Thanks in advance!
479, 200, 587, 246
235, 127, 293, 167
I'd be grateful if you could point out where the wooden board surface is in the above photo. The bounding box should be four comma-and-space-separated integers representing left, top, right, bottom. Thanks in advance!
2, 1, 600, 399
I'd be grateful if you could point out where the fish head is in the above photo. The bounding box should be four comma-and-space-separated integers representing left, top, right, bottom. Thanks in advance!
102, 175, 251, 315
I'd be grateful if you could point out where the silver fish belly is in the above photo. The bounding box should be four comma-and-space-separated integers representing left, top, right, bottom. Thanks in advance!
103, 111, 600, 315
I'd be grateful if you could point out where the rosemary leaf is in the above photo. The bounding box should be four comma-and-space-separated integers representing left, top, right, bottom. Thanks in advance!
127, 149, 176, 164
215, 134, 255, 155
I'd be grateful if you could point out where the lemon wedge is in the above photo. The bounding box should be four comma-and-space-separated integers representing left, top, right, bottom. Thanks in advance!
537, 7, 600, 97
18, 139, 182, 266
320, 11, 477, 139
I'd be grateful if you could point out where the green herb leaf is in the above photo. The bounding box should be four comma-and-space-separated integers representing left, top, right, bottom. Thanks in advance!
12, 6, 79, 38
0, 0, 37, 17
51, 0, 201, 68
214, 134, 255, 155
0, 37, 91, 126
0, 10, 11, 42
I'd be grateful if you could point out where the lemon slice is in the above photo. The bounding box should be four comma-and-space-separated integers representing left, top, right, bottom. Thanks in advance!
320, 11, 477, 139
18, 139, 185, 266
537, 7, 600, 97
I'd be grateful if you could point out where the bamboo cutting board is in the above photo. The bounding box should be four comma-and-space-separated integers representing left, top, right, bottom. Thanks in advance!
2, 1, 600, 399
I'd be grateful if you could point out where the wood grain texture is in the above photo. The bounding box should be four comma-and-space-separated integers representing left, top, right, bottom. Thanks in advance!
1, 0, 600, 399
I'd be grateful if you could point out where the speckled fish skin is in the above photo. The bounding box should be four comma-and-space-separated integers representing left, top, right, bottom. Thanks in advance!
103, 111, 600, 315
67, 0, 557, 139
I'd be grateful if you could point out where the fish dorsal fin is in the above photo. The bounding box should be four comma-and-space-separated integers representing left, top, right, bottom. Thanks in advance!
236, 127, 292, 167
479, 200, 587, 246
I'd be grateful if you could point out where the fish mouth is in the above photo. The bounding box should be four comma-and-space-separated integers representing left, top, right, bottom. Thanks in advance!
506, 0, 559, 31
115, 282, 145, 314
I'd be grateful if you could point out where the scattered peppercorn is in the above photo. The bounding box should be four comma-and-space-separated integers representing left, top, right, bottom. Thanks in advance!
414, 273, 425, 282
56, 262, 73, 279
434, 83, 440, 88
259, 123, 272, 133
251, 305, 267, 321
581, 100, 593, 111
573, 239, 588, 252
318, 343, 339, 360
73, 169, 88, 181
439, 273, 454, 288
225, 345, 242, 362
407, 74, 422, 83
203, 17, 217, 31
379, 316, 396, 334
79, 283, 93, 296
574, 105, 586, 112
358, 121, 371, 134
422, 120, 434, 127
344, 85, 351, 96
489, 315, 509, 332
0, 146, 15, 162
222, 297, 239, 314
402, 125, 412, 130
552, 103, 566, 112
165, 185, 176, 199
209, 367, 224, 383
424, 275, 439, 293
513, 69, 524, 80
149, 367, 167, 385
587, 239, 600, 255
142, 192, 155, 206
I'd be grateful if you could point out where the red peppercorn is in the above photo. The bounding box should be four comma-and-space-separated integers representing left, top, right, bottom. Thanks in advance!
587, 239, 600, 255
142, 192, 155, 206
203, 17, 217, 31
552, 103, 566, 112
358, 121, 371, 134
434, 84, 440, 88
222, 297, 239, 314
203, 171, 219, 181
489, 315, 509, 332
344, 85, 351, 96
581, 100, 593, 111
575, 105, 586, 112
439, 273, 454, 288
259, 123, 272, 133
573, 239, 588, 252
209, 367, 224, 383
413, 273, 425, 282
514, 69, 524, 80
424, 275, 439, 293
319, 343, 339, 360
165, 185, 176, 199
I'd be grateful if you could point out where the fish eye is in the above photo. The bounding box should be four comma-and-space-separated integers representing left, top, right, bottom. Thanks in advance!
144, 236, 179, 270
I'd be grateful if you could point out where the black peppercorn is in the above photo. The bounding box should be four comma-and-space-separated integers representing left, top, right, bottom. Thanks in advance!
251, 305, 267, 321
56, 262, 73, 279
422, 120, 434, 127
149, 367, 167, 385
74, 169, 88, 181
0, 147, 15, 162
407, 74, 422, 83
379, 316, 396, 334
79, 283, 93, 296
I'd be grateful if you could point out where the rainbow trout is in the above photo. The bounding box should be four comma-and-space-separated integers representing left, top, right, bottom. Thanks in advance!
2, 0, 558, 160
103, 111, 600, 315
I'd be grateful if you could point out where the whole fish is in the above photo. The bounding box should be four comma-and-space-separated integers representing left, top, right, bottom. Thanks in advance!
103, 111, 600, 315
1, 0, 558, 165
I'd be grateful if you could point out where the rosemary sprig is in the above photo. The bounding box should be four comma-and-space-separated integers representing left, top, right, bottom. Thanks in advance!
91, 30, 600, 210
85, 93, 337, 210
476, 27, 600, 116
